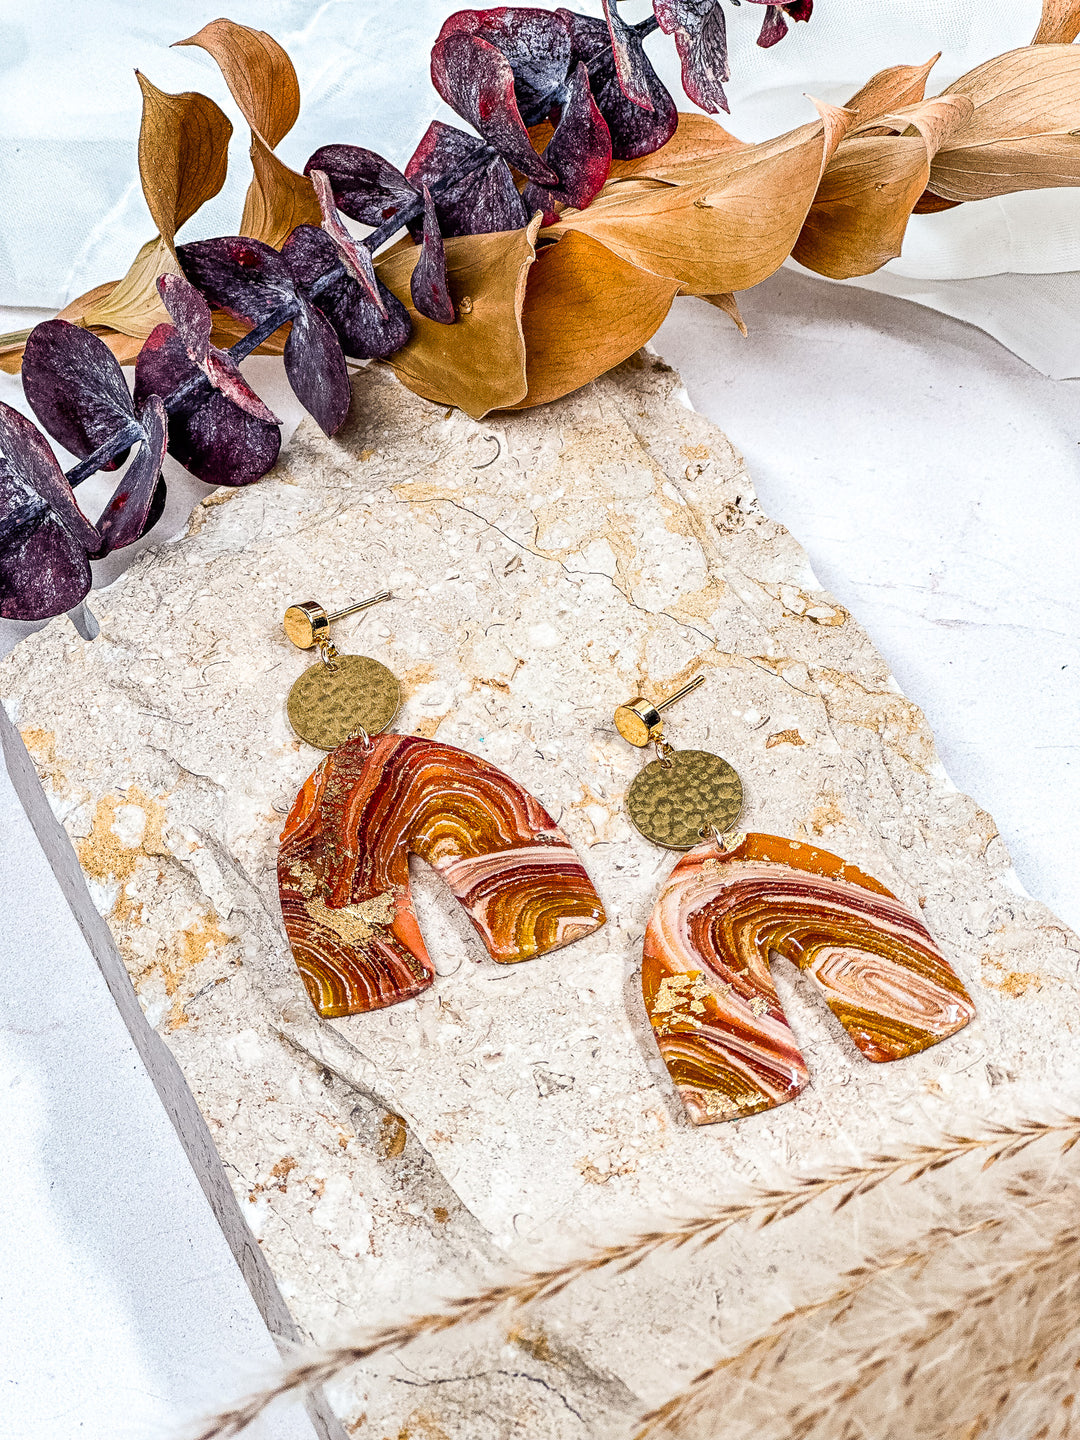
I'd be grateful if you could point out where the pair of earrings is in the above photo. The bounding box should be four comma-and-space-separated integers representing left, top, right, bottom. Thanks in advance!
275, 595, 975, 1126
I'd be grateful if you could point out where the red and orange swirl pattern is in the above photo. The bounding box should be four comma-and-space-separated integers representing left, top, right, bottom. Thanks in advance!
642, 833, 975, 1125
279, 734, 606, 1017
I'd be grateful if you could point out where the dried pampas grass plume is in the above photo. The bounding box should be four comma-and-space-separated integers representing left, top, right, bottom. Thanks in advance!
189, 1112, 1080, 1440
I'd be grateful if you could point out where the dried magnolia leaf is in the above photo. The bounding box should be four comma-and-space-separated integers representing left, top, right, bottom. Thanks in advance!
41, 74, 235, 360
929, 45, 1080, 203
507, 231, 681, 409
241, 131, 320, 249
554, 102, 852, 296
176, 19, 300, 147
81, 236, 180, 337
134, 71, 232, 244
177, 19, 317, 248
700, 290, 748, 335
377, 218, 541, 419
843, 55, 940, 122
1034, 0, 1080, 44
608, 112, 745, 183
794, 95, 973, 279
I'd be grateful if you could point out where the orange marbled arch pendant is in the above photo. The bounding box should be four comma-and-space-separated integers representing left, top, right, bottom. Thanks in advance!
643, 833, 975, 1125
279, 733, 606, 1018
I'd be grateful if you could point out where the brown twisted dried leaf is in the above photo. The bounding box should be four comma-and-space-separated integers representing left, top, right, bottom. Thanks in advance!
177, 19, 318, 248
928, 45, 1080, 202
2, 73, 233, 370
1034, 0, 1080, 45
794, 95, 973, 279
507, 230, 681, 409
552, 101, 853, 296
376, 217, 541, 419
608, 112, 744, 183
843, 55, 940, 122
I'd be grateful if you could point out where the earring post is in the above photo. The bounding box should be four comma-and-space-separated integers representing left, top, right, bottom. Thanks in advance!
328, 591, 392, 622
657, 673, 705, 713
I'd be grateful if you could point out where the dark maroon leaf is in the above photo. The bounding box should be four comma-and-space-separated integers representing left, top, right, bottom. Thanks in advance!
157, 273, 280, 424
281, 224, 411, 359
304, 144, 420, 230
560, 10, 677, 159
135, 324, 281, 487
95, 396, 168, 553
601, 0, 654, 110
178, 237, 349, 437
434, 8, 574, 125
283, 304, 351, 437
431, 31, 558, 186
406, 122, 527, 237
177, 237, 298, 327
308, 169, 385, 311
22, 320, 137, 470
748, 0, 813, 47
522, 61, 611, 222
652, 0, 730, 113
0, 402, 98, 620
411, 186, 456, 324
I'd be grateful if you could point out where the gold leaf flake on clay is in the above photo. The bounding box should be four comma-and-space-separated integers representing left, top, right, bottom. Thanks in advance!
304, 891, 397, 945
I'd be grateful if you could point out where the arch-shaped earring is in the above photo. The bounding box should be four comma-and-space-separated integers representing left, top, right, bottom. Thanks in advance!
275, 592, 605, 1017
616, 676, 975, 1125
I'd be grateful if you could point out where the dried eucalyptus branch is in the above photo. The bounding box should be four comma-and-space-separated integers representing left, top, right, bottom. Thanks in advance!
188, 1112, 1080, 1440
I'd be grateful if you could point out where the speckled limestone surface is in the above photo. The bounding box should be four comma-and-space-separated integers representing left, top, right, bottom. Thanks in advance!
3, 355, 1078, 1437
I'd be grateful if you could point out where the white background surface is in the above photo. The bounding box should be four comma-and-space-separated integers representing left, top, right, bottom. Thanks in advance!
1, 2, 1079, 1434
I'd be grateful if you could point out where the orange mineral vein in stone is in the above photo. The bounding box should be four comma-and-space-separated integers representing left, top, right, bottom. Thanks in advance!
642, 833, 976, 1125
279, 733, 606, 1018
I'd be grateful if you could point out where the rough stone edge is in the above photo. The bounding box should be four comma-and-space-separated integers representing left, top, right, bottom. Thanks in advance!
0, 702, 349, 1440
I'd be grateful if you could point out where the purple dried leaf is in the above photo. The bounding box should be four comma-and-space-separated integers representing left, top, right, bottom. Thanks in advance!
652, 0, 731, 113
431, 31, 558, 186
95, 395, 168, 553
601, 0, 655, 110
434, 9, 574, 125
748, 0, 813, 48
522, 61, 611, 222
309, 169, 385, 313
177, 237, 298, 327
281, 225, 411, 360
283, 303, 351, 437
157, 274, 278, 424
411, 186, 456, 325
560, 10, 677, 159
406, 122, 527, 237
22, 320, 137, 469
178, 237, 349, 438
135, 324, 281, 487
0, 402, 97, 620
304, 144, 420, 230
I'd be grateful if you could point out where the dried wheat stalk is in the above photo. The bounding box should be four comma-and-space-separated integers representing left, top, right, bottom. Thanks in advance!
635, 1190, 1080, 1439
190, 1113, 1080, 1439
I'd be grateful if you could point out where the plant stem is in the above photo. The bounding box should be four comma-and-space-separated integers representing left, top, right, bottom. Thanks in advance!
228, 303, 298, 363
65, 418, 143, 488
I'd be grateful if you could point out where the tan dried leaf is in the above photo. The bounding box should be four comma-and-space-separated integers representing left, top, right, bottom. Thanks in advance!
553, 102, 852, 296
929, 45, 1080, 202
377, 218, 541, 419
177, 19, 317, 248
609, 112, 745, 183
134, 70, 232, 245
1034, 0, 1080, 44
509, 230, 682, 409
794, 95, 973, 279
700, 291, 748, 335
843, 55, 940, 121
81, 236, 179, 337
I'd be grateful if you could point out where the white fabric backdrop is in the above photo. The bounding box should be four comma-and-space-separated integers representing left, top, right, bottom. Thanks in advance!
4, 0, 1080, 372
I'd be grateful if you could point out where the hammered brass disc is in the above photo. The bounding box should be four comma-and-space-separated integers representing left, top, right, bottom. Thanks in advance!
627, 749, 743, 850
286, 654, 400, 750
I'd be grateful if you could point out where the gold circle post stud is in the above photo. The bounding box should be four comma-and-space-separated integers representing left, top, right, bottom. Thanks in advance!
283, 591, 392, 650
614, 673, 706, 747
